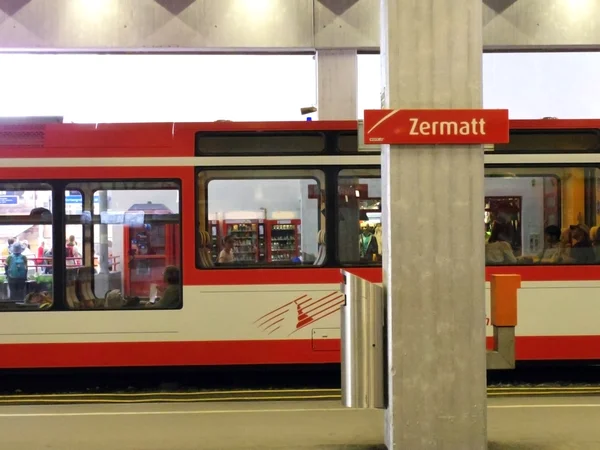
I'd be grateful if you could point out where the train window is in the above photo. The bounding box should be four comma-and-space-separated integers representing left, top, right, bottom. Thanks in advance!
338, 166, 600, 267
0, 184, 53, 311
337, 169, 382, 266
197, 169, 325, 267
64, 181, 181, 310
484, 167, 584, 266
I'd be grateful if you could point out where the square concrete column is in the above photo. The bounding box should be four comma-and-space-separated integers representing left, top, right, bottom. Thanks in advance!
380, 1, 487, 449
316, 49, 357, 120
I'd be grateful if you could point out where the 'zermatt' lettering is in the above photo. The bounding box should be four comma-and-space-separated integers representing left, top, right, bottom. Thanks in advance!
409, 118, 487, 136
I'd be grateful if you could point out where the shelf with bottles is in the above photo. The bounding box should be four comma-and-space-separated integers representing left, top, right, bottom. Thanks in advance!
266, 219, 301, 262
221, 219, 266, 263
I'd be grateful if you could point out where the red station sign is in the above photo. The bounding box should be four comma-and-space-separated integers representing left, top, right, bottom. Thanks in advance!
363, 109, 509, 145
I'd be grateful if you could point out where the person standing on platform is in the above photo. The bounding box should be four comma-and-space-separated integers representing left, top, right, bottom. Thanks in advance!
4, 243, 28, 301
1, 238, 15, 258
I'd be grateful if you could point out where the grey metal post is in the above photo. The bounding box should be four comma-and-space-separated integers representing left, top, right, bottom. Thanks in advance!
340, 270, 385, 409
380, 0, 487, 449
98, 191, 110, 275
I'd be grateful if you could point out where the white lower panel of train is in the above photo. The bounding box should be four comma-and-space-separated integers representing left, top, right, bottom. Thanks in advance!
0, 282, 597, 368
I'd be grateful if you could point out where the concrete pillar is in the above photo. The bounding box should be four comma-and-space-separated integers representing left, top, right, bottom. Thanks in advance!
316, 49, 359, 260
380, 1, 487, 449
316, 49, 357, 120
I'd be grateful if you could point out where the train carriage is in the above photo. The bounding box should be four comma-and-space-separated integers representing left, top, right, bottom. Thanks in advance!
0, 118, 599, 369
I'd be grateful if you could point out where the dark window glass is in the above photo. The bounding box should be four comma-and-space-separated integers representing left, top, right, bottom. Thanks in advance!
196, 132, 325, 155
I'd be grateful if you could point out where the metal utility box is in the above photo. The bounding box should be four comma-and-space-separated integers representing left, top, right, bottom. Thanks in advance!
340, 270, 385, 409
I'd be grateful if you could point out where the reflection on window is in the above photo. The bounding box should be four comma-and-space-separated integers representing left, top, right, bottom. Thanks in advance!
65, 182, 181, 310
0, 184, 53, 311
485, 170, 561, 265
485, 167, 600, 265
198, 171, 325, 267
337, 167, 600, 267
337, 170, 382, 265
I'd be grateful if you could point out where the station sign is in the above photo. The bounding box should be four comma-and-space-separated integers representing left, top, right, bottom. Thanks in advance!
363, 109, 509, 145
65, 194, 100, 204
0, 195, 18, 205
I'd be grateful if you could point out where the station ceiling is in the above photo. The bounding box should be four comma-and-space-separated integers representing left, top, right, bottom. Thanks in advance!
0, 0, 598, 52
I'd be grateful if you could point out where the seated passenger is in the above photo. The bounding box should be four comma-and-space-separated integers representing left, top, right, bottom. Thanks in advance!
485, 221, 517, 265
148, 266, 181, 309
102, 290, 124, 309
568, 224, 595, 264
218, 235, 235, 263
537, 225, 561, 263
555, 227, 572, 263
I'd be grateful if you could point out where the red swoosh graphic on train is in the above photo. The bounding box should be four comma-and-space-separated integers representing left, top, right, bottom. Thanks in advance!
254, 292, 344, 334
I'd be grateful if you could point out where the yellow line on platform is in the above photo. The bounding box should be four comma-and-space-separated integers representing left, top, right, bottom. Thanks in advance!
488, 391, 600, 397
488, 386, 600, 391
0, 388, 341, 399
0, 395, 342, 404
0, 387, 599, 403
3, 403, 600, 418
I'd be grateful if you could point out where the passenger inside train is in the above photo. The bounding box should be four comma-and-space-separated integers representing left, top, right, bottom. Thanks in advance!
218, 235, 235, 263
146, 266, 181, 309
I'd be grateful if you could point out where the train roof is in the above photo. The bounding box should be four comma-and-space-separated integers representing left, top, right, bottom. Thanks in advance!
0, 118, 600, 158
2, 118, 600, 133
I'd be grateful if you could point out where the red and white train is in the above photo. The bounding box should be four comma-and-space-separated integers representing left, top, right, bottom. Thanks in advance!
0, 118, 599, 369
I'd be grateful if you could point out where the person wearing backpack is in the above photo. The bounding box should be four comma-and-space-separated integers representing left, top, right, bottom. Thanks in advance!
4, 243, 28, 301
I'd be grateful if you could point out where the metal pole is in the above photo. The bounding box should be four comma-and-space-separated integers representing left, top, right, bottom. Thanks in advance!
98, 191, 109, 274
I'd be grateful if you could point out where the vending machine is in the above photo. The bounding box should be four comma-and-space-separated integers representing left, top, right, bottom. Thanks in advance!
220, 219, 266, 263
122, 203, 179, 297
266, 219, 301, 262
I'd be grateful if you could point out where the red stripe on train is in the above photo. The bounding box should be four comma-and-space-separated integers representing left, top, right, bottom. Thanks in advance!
188, 265, 600, 286
0, 336, 598, 369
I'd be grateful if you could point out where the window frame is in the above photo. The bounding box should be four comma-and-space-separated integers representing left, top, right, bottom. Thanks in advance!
195, 167, 327, 270
484, 170, 563, 260
62, 179, 183, 311
336, 167, 382, 268
333, 163, 600, 268
0, 182, 54, 311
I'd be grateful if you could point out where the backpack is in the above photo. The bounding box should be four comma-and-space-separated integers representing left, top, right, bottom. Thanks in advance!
8, 254, 27, 279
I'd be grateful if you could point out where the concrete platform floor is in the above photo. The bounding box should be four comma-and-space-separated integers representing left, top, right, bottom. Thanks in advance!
1, 396, 599, 449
